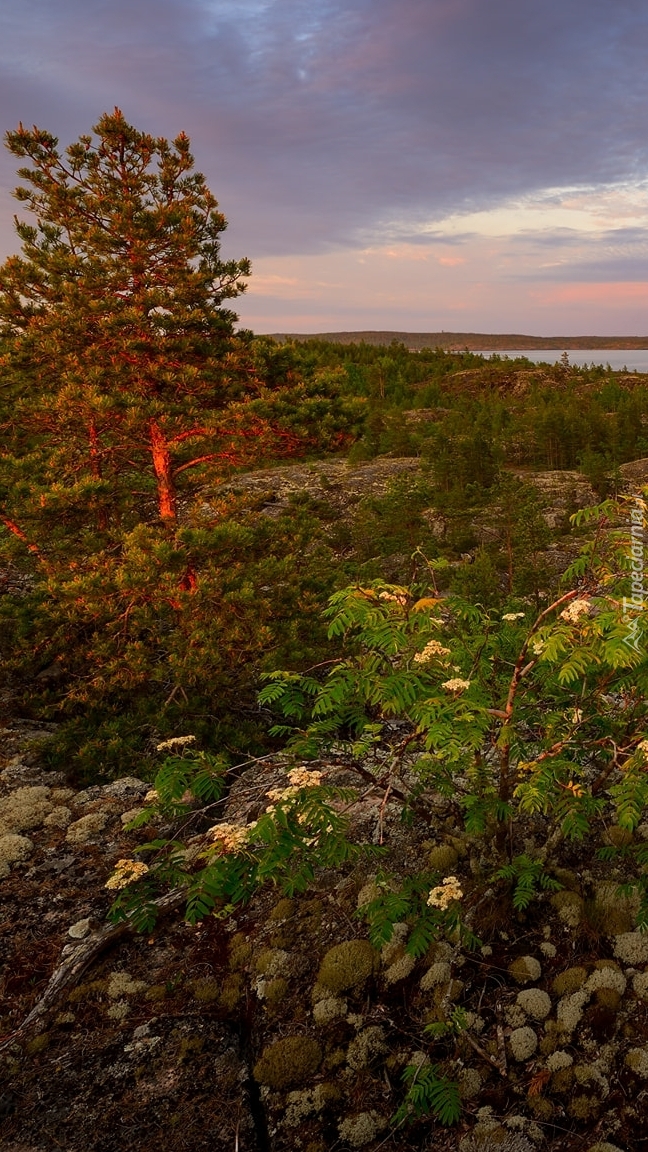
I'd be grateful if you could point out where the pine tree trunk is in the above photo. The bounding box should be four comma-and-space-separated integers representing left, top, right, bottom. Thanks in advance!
149, 420, 177, 523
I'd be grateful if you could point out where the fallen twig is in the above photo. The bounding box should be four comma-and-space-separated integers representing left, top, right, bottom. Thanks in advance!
0, 887, 185, 1053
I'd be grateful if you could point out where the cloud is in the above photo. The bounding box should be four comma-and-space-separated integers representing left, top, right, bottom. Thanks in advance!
1, 0, 648, 330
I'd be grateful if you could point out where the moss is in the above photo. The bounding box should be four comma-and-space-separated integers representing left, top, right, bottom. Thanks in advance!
594, 988, 621, 1011
25, 1033, 49, 1056
255, 948, 290, 977
253, 1035, 322, 1089
625, 1047, 648, 1077
144, 984, 167, 1002
177, 1037, 204, 1062
264, 977, 288, 1005
192, 978, 220, 1002
551, 966, 587, 996
527, 1097, 554, 1120
550, 1067, 574, 1093
587, 882, 638, 934
324, 1047, 346, 1070
269, 897, 295, 921
219, 973, 244, 1010
605, 825, 634, 847
550, 889, 583, 929
568, 1094, 599, 1120
427, 844, 459, 873
317, 940, 377, 995
68, 979, 106, 1003
229, 936, 253, 970
508, 956, 541, 985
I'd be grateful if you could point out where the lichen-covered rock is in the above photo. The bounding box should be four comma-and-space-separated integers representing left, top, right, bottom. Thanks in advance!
338, 1111, 386, 1148
317, 939, 376, 994
516, 988, 552, 1020
253, 1035, 322, 1089
508, 956, 542, 985
509, 1026, 538, 1061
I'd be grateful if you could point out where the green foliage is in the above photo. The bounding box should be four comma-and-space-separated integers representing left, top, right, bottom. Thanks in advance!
494, 855, 562, 910
358, 872, 478, 956
260, 501, 648, 870
392, 1061, 462, 1127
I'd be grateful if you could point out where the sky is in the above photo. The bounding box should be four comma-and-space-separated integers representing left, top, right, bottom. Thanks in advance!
1, 0, 648, 335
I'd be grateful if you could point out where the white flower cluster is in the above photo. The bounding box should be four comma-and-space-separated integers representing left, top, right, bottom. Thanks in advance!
502, 612, 525, 622
413, 639, 451, 664
530, 639, 545, 655
560, 598, 591, 624
266, 787, 299, 806
105, 858, 150, 890
441, 678, 471, 693
207, 822, 254, 853
379, 591, 408, 605
637, 739, 648, 756
287, 768, 323, 788
427, 875, 463, 909
156, 735, 196, 752
144, 789, 159, 803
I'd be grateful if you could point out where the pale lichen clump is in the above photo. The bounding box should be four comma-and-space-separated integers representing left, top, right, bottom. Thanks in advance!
106, 971, 148, 999
613, 932, 648, 966
0, 785, 54, 835
625, 1047, 648, 1078
312, 996, 347, 1025
383, 951, 417, 984
516, 988, 552, 1020
337, 1111, 386, 1148
43, 806, 72, 829
420, 961, 452, 991
509, 1026, 538, 1062
0, 832, 34, 878
632, 971, 648, 1000
546, 1050, 573, 1072
584, 967, 626, 997
155, 735, 196, 751
556, 989, 590, 1034
66, 811, 108, 845
346, 1027, 388, 1070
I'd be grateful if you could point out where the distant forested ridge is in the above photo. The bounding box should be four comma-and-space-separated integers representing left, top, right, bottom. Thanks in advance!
271, 330, 648, 350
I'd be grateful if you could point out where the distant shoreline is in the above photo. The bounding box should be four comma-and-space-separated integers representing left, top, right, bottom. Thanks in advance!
268, 330, 648, 351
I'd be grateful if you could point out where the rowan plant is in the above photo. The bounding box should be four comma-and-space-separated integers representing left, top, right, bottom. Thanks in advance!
259, 499, 648, 872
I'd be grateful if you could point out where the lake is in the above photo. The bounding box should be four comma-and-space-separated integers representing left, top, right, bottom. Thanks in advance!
472, 350, 648, 372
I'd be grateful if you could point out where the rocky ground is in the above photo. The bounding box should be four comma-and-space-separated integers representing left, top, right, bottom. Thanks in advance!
2, 722, 648, 1152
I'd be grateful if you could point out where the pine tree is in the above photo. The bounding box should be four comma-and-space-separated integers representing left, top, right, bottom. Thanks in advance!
0, 108, 265, 541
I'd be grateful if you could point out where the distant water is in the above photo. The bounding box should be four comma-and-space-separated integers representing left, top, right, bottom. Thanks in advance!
472, 350, 648, 372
